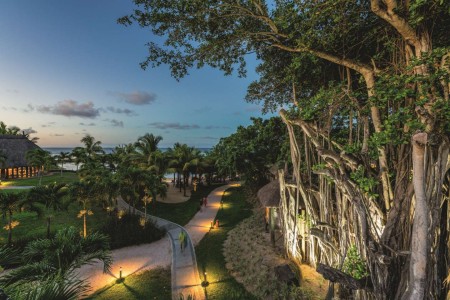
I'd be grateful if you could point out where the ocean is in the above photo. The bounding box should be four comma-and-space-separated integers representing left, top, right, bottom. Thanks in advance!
43, 147, 212, 171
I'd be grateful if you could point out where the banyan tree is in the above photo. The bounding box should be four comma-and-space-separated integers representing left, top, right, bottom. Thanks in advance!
122, 0, 449, 298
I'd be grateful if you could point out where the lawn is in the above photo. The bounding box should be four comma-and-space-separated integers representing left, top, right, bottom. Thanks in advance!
1, 172, 79, 186
88, 267, 171, 300
195, 186, 257, 300
0, 193, 109, 247
151, 183, 224, 226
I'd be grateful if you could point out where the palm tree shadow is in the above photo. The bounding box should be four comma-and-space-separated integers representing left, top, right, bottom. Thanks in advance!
122, 282, 142, 299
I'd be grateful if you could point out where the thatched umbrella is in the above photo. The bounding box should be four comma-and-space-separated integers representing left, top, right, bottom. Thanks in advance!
0, 135, 41, 179
257, 180, 281, 246
257, 180, 281, 208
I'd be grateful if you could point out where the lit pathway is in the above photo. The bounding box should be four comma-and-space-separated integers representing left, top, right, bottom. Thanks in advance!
172, 183, 240, 299
77, 183, 238, 299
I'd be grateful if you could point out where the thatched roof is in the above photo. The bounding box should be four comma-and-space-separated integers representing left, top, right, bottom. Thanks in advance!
0, 135, 41, 168
257, 180, 281, 207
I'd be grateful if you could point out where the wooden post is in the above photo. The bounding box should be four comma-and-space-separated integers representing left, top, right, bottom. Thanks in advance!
270, 208, 275, 247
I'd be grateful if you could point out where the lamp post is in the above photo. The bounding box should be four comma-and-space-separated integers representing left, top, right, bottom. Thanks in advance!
119, 266, 122, 279
201, 271, 209, 287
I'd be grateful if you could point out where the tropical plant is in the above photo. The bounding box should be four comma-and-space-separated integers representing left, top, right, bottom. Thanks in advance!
68, 181, 98, 238
26, 183, 70, 238
0, 192, 24, 245
55, 151, 71, 177
26, 149, 53, 185
0, 226, 112, 299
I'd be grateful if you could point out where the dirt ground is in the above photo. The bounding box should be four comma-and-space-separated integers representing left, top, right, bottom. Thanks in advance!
156, 179, 190, 203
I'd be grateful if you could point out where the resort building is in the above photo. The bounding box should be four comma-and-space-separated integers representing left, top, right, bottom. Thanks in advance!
0, 134, 42, 179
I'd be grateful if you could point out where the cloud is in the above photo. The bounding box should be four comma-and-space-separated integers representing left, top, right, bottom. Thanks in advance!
113, 91, 157, 105
104, 106, 137, 116
23, 104, 35, 112
50, 133, 64, 137
2, 106, 17, 111
148, 122, 200, 130
23, 127, 37, 135
79, 122, 96, 126
104, 119, 124, 127
41, 122, 56, 128
37, 100, 100, 118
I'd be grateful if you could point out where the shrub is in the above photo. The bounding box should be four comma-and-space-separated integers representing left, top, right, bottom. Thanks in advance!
101, 213, 165, 249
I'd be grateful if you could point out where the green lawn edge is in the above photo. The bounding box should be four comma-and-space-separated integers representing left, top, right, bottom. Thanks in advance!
195, 186, 257, 300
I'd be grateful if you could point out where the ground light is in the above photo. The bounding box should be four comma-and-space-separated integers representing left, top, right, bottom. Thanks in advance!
116, 266, 124, 283
201, 272, 209, 287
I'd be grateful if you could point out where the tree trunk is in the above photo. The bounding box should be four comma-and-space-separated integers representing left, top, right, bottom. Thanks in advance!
7, 210, 12, 245
402, 132, 428, 300
46, 217, 51, 238
83, 214, 87, 238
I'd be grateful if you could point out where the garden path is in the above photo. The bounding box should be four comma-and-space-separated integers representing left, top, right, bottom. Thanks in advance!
76, 183, 238, 300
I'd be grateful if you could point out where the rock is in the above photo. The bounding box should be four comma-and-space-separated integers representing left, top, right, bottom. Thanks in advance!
274, 264, 299, 286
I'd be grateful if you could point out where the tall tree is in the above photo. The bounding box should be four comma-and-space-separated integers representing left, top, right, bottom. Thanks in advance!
55, 152, 71, 177
26, 183, 69, 238
26, 149, 53, 185
0, 192, 24, 245
120, 1, 450, 298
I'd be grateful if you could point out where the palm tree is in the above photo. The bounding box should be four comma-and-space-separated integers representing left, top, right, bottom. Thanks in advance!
69, 181, 97, 238
0, 226, 112, 299
55, 152, 70, 177
70, 147, 86, 171
171, 143, 200, 196
134, 133, 163, 167
80, 134, 104, 163
26, 183, 69, 238
0, 192, 24, 245
26, 149, 52, 185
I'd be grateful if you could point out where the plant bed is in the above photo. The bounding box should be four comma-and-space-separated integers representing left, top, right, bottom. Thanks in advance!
100, 213, 165, 249
223, 208, 327, 299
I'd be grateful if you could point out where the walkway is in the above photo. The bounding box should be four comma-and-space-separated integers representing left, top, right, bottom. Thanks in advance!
76, 183, 238, 299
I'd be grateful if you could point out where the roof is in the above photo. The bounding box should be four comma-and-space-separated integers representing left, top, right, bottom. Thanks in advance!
0, 135, 41, 168
257, 180, 281, 207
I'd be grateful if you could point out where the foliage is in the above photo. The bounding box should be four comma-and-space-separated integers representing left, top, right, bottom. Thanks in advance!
100, 213, 165, 249
209, 117, 289, 187
0, 226, 112, 299
343, 245, 369, 280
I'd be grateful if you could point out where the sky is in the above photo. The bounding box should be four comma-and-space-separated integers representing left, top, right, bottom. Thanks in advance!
0, 1, 268, 148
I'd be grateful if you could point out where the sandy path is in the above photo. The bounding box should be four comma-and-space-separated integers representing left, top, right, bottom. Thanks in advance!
75, 237, 172, 294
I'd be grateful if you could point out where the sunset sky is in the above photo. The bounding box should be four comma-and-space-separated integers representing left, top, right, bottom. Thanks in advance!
0, 1, 267, 148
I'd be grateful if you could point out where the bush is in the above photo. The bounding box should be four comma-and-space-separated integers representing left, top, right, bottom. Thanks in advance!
101, 213, 165, 249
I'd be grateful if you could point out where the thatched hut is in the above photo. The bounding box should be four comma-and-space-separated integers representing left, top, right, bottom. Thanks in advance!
257, 180, 281, 246
0, 135, 42, 179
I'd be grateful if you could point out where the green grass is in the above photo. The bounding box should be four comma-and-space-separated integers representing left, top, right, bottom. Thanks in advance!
195, 186, 257, 300
88, 267, 171, 300
151, 184, 224, 226
2, 172, 79, 186
0, 198, 109, 247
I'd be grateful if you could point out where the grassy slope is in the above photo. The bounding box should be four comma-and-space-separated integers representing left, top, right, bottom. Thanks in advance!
88, 267, 171, 300
195, 186, 257, 300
